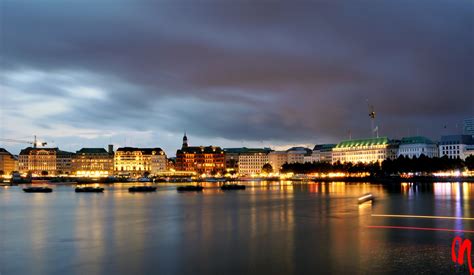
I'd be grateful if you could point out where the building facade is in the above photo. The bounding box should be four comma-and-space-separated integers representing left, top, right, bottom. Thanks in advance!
332, 137, 399, 164
72, 147, 114, 177
397, 136, 439, 159
439, 135, 474, 160
0, 148, 17, 175
224, 148, 271, 175
464, 117, 474, 137
18, 147, 74, 175
268, 151, 288, 173
175, 134, 225, 175
286, 147, 312, 164
312, 144, 336, 163
115, 147, 167, 176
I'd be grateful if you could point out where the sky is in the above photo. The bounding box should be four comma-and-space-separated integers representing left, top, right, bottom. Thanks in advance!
0, 0, 473, 156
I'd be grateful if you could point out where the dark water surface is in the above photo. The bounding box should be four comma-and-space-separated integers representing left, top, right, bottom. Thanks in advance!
1, 182, 473, 275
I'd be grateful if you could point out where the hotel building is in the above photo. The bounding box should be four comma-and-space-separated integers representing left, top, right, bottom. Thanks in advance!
175, 134, 225, 175
18, 147, 74, 175
114, 147, 167, 176
439, 135, 474, 160
72, 147, 114, 177
224, 148, 272, 175
0, 148, 17, 175
397, 136, 439, 159
287, 147, 312, 164
332, 137, 399, 164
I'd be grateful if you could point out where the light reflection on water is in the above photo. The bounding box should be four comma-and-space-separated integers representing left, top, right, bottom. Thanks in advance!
1, 181, 473, 274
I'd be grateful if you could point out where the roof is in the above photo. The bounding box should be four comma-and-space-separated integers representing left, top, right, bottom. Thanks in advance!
400, 136, 435, 145
19, 147, 74, 156
224, 147, 271, 154
335, 137, 389, 149
116, 147, 164, 154
0, 148, 13, 155
76, 148, 109, 154
313, 144, 336, 151
440, 135, 474, 145
177, 146, 223, 154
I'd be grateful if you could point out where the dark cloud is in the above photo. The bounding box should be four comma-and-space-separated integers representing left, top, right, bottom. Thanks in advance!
1, 0, 473, 154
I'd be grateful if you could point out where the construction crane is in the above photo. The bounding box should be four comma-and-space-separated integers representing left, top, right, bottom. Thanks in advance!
0, 135, 47, 148
367, 100, 379, 138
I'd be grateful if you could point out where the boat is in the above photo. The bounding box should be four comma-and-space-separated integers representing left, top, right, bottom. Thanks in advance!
358, 193, 375, 204
128, 186, 157, 192
138, 177, 151, 182
75, 187, 104, 193
177, 185, 204, 192
221, 184, 246, 190
23, 187, 53, 193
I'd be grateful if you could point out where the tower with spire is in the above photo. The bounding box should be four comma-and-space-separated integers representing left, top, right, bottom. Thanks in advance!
182, 132, 188, 149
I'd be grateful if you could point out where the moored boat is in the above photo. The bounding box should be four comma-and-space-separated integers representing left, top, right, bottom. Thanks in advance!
177, 185, 204, 192
358, 193, 375, 204
128, 186, 157, 192
221, 184, 246, 190
23, 187, 53, 193
75, 187, 104, 193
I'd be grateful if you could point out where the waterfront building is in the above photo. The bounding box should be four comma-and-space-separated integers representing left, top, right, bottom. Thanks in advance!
72, 147, 114, 177
286, 147, 312, 164
464, 117, 474, 137
114, 147, 167, 176
19, 147, 74, 175
397, 136, 439, 159
332, 137, 399, 164
268, 151, 288, 173
175, 134, 225, 175
312, 144, 336, 163
0, 148, 17, 175
224, 147, 272, 175
439, 135, 474, 160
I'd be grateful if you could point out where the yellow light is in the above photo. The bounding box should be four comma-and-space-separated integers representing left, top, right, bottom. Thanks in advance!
371, 214, 474, 220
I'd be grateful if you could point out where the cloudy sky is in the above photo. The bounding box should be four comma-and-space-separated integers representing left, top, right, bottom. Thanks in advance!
0, 0, 473, 156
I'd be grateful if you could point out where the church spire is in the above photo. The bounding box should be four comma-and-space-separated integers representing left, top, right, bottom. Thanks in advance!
182, 131, 188, 148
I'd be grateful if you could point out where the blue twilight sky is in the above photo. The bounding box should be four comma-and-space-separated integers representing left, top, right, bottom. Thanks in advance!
0, 0, 473, 156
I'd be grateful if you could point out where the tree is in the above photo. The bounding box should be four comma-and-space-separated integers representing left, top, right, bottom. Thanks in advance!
262, 163, 273, 174
41, 171, 48, 176
0, 170, 4, 176
466, 155, 474, 171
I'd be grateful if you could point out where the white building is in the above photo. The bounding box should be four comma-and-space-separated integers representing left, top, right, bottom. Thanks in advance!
238, 152, 269, 175
286, 147, 312, 164
397, 136, 439, 158
268, 151, 288, 173
312, 144, 336, 163
439, 135, 474, 160
332, 137, 399, 164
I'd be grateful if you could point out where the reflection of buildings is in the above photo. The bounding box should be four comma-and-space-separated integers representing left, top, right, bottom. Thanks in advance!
114, 147, 167, 176
224, 148, 271, 175
19, 147, 74, 175
332, 137, 399, 164
268, 151, 288, 173
397, 136, 439, 158
312, 144, 336, 163
72, 146, 114, 177
175, 134, 225, 175
439, 135, 474, 160
0, 148, 17, 175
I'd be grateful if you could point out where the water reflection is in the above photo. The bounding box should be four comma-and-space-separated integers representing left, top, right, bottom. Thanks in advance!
1, 181, 473, 274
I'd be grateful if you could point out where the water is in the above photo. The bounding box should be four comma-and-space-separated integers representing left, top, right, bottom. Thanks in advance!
1, 182, 473, 274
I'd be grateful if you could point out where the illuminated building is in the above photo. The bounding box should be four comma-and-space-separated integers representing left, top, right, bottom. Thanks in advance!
312, 144, 336, 163
439, 135, 474, 160
114, 147, 167, 176
18, 147, 74, 175
72, 147, 114, 177
224, 148, 272, 175
397, 136, 439, 158
268, 151, 288, 173
0, 148, 17, 175
332, 137, 399, 164
176, 133, 225, 175
286, 147, 312, 164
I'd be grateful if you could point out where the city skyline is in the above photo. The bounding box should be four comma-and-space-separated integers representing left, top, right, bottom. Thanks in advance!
1, 0, 473, 155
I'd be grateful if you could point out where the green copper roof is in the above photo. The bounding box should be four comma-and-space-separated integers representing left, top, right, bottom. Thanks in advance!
400, 136, 435, 145
335, 137, 389, 148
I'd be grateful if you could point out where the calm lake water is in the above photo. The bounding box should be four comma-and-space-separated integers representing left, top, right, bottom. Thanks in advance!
1, 181, 473, 275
